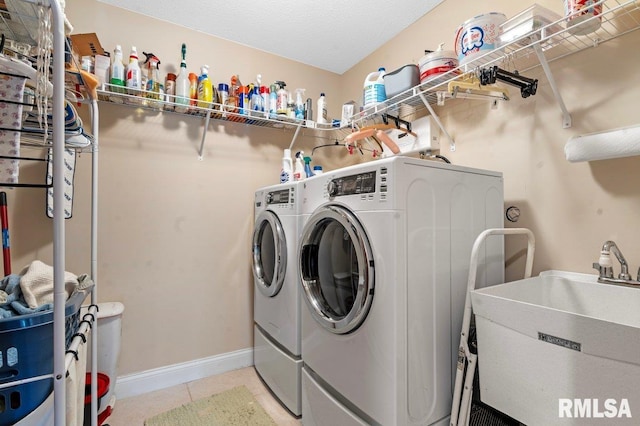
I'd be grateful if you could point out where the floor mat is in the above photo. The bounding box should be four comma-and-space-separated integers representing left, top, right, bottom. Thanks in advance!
144, 385, 277, 426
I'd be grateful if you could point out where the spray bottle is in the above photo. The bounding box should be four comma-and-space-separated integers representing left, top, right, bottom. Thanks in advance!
276, 81, 288, 115
143, 52, 162, 107
293, 151, 305, 181
110, 45, 125, 96
295, 88, 306, 120
125, 46, 142, 98
197, 65, 213, 109
175, 43, 190, 113
303, 156, 313, 178
280, 149, 293, 183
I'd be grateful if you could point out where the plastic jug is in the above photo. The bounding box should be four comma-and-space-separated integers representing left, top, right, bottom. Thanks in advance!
363, 67, 386, 109
280, 149, 293, 183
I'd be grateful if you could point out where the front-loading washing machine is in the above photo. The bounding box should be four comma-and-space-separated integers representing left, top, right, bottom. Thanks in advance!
252, 182, 303, 416
298, 156, 505, 425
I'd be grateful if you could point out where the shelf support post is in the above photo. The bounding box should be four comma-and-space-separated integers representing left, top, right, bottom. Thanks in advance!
532, 43, 572, 129
198, 111, 212, 160
418, 92, 456, 152
288, 123, 303, 150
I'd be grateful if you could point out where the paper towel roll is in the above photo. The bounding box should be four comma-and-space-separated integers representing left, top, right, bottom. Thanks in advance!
565, 124, 640, 162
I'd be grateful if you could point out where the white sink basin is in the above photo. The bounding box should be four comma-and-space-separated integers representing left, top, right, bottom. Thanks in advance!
470, 270, 640, 425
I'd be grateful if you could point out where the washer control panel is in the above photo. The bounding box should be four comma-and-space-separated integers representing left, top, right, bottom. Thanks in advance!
267, 188, 292, 205
327, 171, 376, 197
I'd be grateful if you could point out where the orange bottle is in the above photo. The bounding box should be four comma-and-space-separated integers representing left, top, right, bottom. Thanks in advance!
188, 72, 198, 111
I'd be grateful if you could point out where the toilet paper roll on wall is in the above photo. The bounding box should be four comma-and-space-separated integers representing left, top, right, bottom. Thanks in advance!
565, 123, 640, 162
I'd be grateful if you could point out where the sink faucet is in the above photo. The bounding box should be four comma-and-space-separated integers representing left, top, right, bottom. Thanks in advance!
593, 240, 640, 287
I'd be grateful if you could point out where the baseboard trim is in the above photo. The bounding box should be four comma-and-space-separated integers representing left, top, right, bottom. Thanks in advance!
114, 348, 254, 399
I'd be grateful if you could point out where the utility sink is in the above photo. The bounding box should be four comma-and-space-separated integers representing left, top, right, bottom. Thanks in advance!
471, 270, 640, 425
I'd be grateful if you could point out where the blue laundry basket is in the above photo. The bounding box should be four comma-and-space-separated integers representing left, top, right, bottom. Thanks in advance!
0, 290, 86, 425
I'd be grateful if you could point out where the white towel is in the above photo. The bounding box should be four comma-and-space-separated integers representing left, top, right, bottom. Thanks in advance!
66, 336, 89, 426
19, 259, 78, 308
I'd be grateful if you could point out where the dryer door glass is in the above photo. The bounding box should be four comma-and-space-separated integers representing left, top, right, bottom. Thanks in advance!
252, 210, 287, 297
299, 205, 374, 334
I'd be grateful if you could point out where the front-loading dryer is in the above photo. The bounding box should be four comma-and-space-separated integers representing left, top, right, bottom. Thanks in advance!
252, 182, 303, 416
298, 156, 505, 425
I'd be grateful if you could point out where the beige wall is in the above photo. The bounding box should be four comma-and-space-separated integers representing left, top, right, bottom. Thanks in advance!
11, 0, 638, 377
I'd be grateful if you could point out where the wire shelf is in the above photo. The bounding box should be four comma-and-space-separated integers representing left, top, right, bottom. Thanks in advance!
94, 0, 640, 144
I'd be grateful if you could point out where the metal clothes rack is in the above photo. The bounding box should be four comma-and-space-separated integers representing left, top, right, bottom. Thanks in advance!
0, 1, 100, 424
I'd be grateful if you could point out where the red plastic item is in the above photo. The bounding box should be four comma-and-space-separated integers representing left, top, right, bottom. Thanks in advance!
84, 373, 111, 426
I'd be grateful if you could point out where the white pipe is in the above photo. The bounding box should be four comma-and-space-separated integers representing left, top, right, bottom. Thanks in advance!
50, 1, 66, 425
90, 98, 100, 426
0, 374, 53, 390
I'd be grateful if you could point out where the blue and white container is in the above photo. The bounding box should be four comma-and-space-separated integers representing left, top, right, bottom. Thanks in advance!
363, 67, 386, 109
454, 12, 506, 66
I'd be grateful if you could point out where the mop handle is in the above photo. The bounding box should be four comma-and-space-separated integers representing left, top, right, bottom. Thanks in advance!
0, 192, 10, 275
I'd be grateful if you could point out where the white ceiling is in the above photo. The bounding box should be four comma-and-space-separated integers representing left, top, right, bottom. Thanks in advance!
96, 0, 444, 74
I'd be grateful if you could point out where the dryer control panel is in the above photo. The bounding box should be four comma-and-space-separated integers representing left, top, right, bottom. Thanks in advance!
327, 171, 376, 197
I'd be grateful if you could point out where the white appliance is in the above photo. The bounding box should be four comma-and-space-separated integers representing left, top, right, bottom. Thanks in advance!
298, 156, 504, 425
252, 182, 303, 416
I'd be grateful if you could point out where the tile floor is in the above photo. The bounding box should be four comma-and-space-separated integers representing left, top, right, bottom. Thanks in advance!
104, 366, 301, 425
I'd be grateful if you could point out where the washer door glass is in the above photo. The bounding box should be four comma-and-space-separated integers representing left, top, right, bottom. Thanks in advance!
252, 210, 287, 297
299, 205, 374, 334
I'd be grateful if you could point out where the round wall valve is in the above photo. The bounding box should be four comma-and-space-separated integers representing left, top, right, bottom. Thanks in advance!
505, 206, 521, 223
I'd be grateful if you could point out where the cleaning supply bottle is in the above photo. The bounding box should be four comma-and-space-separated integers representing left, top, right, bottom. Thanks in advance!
109, 45, 125, 97
276, 81, 288, 115
305, 98, 313, 121
363, 67, 387, 109
125, 46, 141, 99
197, 65, 213, 109
317, 92, 327, 124
280, 149, 293, 183
251, 85, 263, 114
294, 88, 305, 120
287, 92, 295, 118
143, 52, 162, 109
269, 83, 278, 118
303, 156, 313, 178
218, 83, 229, 116
293, 151, 305, 181
260, 85, 269, 115
188, 72, 198, 110
175, 43, 190, 113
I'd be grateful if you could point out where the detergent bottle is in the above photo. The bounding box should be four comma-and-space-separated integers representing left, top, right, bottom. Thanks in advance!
175, 43, 190, 113
197, 65, 213, 109
363, 67, 387, 109
109, 45, 125, 96
293, 151, 305, 181
280, 149, 293, 183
